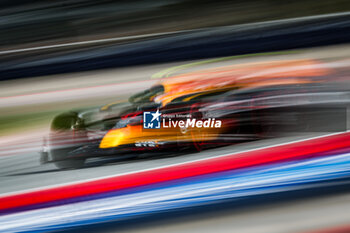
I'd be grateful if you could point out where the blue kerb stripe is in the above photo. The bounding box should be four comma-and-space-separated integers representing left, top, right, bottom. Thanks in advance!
2, 152, 350, 232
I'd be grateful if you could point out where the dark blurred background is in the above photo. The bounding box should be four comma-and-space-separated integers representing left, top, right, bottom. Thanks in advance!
2, 0, 350, 81
2, 0, 350, 48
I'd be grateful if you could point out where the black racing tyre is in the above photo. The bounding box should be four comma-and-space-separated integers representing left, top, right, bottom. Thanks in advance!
189, 103, 205, 151
49, 111, 87, 169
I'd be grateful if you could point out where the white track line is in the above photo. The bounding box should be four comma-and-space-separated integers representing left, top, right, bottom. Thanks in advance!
0, 31, 189, 55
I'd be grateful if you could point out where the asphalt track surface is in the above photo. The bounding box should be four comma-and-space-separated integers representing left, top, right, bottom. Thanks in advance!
2, 45, 350, 232
0, 134, 325, 195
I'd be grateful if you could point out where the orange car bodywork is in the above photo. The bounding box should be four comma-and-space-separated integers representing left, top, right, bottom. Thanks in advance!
100, 59, 330, 149
156, 59, 329, 106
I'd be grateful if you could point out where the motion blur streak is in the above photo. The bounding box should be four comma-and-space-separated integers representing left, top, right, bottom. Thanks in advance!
0, 79, 156, 108
3, 1, 350, 232
1, 131, 350, 214
1, 151, 350, 232
305, 224, 350, 233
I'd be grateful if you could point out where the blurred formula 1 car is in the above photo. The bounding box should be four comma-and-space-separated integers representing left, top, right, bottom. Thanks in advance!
41, 59, 344, 169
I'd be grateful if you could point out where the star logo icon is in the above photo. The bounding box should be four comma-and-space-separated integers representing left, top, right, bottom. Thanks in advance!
150, 109, 161, 122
